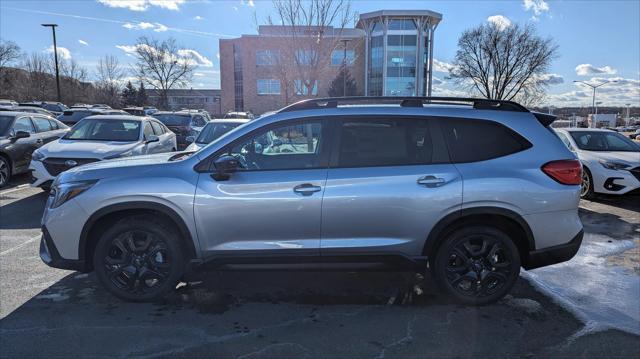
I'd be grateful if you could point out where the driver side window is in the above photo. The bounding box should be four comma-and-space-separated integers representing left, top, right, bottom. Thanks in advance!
223, 121, 324, 171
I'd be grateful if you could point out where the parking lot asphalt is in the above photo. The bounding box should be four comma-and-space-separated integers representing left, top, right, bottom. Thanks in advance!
1, 175, 638, 358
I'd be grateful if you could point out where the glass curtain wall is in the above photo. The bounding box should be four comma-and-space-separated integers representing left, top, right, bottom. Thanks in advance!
385, 19, 417, 96
368, 21, 384, 96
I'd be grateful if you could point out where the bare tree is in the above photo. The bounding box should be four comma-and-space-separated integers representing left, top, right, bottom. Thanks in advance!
130, 37, 196, 109
60, 58, 89, 104
23, 52, 53, 101
449, 22, 558, 106
0, 39, 22, 98
267, 0, 355, 103
95, 55, 125, 107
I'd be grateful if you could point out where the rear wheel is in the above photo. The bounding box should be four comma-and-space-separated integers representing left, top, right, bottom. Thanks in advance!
580, 167, 595, 199
0, 156, 10, 188
93, 215, 185, 302
433, 226, 521, 305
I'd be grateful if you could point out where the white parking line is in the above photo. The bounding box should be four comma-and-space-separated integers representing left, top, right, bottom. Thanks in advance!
0, 235, 40, 256
0, 184, 31, 196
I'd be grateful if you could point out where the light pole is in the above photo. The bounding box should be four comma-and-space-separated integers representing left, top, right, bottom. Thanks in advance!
340, 39, 350, 97
42, 23, 61, 103
573, 80, 617, 128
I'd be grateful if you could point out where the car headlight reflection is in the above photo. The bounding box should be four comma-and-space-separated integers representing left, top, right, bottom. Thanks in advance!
599, 160, 630, 171
50, 180, 97, 208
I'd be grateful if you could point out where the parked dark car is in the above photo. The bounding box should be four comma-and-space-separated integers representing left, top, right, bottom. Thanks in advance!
152, 111, 209, 149
0, 106, 56, 117
223, 111, 255, 120
123, 107, 146, 116
57, 108, 104, 126
40, 102, 68, 116
0, 112, 68, 187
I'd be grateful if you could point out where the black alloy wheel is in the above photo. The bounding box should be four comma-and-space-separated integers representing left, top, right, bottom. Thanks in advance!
434, 226, 520, 305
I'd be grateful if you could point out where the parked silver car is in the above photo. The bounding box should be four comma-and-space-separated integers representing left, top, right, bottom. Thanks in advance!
40, 97, 584, 304
30, 115, 177, 190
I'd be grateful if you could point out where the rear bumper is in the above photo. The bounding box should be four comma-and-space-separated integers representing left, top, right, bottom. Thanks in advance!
524, 229, 583, 270
40, 226, 87, 272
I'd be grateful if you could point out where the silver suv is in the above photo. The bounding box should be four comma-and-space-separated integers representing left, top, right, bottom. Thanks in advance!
40, 97, 584, 304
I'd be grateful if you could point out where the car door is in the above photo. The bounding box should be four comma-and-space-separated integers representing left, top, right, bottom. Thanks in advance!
141, 121, 159, 154
320, 116, 463, 257
194, 119, 330, 257
9, 116, 39, 172
32, 116, 63, 144
150, 120, 171, 152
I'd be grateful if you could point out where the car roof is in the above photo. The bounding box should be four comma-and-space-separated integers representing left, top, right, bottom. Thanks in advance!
83, 115, 147, 121
153, 111, 192, 116
208, 119, 250, 124
561, 128, 616, 132
0, 111, 28, 117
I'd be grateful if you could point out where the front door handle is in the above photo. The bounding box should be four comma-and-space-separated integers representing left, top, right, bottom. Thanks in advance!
417, 175, 446, 188
293, 183, 322, 196
36, 138, 43, 144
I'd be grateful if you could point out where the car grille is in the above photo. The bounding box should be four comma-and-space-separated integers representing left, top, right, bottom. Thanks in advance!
630, 167, 640, 182
43, 158, 100, 176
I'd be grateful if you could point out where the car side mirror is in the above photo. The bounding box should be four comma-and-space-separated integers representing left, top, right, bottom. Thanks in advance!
145, 134, 159, 144
186, 135, 195, 143
212, 155, 239, 181
12, 130, 30, 140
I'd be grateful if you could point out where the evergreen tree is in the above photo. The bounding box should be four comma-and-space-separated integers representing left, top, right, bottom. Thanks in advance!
137, 82, 148, 106
328, 65, 358, 97
121, 81, 138, 106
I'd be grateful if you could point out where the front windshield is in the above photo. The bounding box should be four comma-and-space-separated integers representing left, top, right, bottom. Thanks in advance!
196, 122, 242, 144
0, 116, 12, 135
64, 119, 141, 141
569, 131, 640, 152
153, 114, 190, 126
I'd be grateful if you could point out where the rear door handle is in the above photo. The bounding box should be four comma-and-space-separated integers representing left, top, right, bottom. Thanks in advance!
36, 138, 43, 144
417, 176, 446, 188
293, 183, 322, 196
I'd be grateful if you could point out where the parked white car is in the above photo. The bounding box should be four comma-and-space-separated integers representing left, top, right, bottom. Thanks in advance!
185, 119, 250, 152
555, 128, 640, 198
29, 115, 177, 189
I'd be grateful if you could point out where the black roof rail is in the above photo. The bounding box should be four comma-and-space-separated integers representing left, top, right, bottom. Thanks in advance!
278, 96, 529, 113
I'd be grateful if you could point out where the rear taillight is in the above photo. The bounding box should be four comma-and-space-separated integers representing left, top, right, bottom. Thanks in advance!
541, 160, 582, 185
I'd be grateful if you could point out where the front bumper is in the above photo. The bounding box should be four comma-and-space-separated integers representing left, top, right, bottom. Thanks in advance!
524, 230, 583, 270
591, 166, 640, 195
40, 226, 87, 272
28, 160, 54, 188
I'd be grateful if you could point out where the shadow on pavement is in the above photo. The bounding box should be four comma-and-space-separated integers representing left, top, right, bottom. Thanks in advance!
5, 269, 636, 358
579, 206, 639, 240
587, 193, 640, 213
0, 191, 48, 230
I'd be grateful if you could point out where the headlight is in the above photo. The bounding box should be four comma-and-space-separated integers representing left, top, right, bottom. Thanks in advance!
599, 160, 630, 171
49, 180, 97, 208
104, 150, 134, 160
32, 150, 45, 162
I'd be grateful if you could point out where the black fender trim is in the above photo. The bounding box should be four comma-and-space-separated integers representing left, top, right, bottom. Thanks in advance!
423, 207, 536, 257
78, 201, 198, 262
524, 230, 583, 270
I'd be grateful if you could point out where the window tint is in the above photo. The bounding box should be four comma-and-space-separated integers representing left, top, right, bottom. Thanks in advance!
150, 121, 164, 135
48, 119, 59, 130
441, 119, 531, 163
337, 119, 432, 167
143, 123, 154, 138
569, 131, 639, 152
32, 117, 53, 132
192, 116, 206, 127
223, 121, 324, 171
556, 131, 574, 150
13, 117, 35, 134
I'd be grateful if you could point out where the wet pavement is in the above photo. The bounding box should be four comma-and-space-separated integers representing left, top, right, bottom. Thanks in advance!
0, 179, 638, 358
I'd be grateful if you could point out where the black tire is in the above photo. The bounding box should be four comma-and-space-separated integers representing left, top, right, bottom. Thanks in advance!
433, 226, 521, 305
580, 166, 595, 200
0, 156, 10, 188
93, 215, 185, 302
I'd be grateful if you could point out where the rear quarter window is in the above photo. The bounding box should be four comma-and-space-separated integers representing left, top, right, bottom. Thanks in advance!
441, 118, 532, 163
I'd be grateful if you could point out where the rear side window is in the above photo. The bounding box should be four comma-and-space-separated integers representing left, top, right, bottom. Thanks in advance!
32, 117, 53, 132
337, 118, 433, 167
150, 121, 164, 135
48, 119, 59, 130
441, 119, 531, 163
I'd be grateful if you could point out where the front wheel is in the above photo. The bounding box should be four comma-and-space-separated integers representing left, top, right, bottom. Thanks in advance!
580, 167, 595, 200
93, 215, 185, 302
433, 226, 521, 305
0, 156, 10, 188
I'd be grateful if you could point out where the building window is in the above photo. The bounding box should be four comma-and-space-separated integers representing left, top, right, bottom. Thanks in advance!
257, 79, 281, 95
331, 49, 355, 66
256, 50, 279, 66
388, 19, 416, 31
295, 49, 316, 66
294, 80, 318, 96
233, 44, 244, 111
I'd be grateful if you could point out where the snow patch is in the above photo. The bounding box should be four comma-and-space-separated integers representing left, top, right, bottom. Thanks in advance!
504, 295, 544, 314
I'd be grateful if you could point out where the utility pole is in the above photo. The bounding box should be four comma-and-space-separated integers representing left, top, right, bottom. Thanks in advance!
42, 24, 61, 103
573, 80, 616, 128
340, 39, 350, 97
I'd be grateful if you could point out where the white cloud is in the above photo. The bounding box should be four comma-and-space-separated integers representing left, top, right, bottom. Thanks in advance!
194, 16, 204, 20
248, 0, 255, 6
547, 77, 640, 106
575, 64, 617, 76
78, 39, 89, 46
177, 49, 213, 67
432, 77, 444, 85
240, 0, 255, 7
194, 72, 205, 77
44, 45, 71, 60
523, 0, 550, 20
487, 15, 512, 31
216, 53, 220, 59
536, 73, 564, 85
122, 21, 167, 32
97, 0, 185, 12
433, 59, 456, 73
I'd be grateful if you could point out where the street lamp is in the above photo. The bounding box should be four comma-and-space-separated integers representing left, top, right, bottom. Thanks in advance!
42, 24, 61, 102
573, 79, 617, 128
340, 39, 350, 97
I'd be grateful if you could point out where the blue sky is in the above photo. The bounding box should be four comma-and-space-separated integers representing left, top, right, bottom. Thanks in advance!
1, 0, 638, 107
